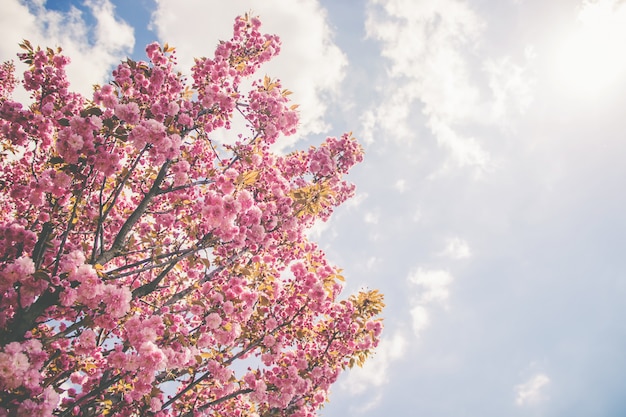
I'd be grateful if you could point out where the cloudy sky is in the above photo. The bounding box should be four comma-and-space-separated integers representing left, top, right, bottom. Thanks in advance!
3, 0, 626, 416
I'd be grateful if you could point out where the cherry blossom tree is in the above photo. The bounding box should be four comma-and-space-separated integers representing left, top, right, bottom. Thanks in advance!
0, 14, 383, 417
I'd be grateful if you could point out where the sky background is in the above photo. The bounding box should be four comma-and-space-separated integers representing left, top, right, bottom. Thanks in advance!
3, 0, 626, 416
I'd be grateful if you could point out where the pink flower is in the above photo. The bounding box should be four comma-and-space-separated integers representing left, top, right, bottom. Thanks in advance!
114, 102, 140, 124
59, 287, 77, 307
58, 250, 86, 275
138, 341, 167, 371
128, 119, 165, 150
21, 369, 41, 390
266, 317, 278, 330
72, 264, 98, 284
150, 397, 162, 413
102, 285, 132, 319
75, 329, 97, 355
197, 333, 212, 348
166, 101, 180, 116
125, 316, 164, 347
0, 15, 376, 416
66, 133, 83, 151
207, 359, 233, 383
145, 42, 161, 61
249, 379, 268, 403
107, 348, 127, 369
0, 256, 35, 291
263, 334, 276, 347
222, 301, 234, 315
70, 371, 88, 385
206, 312, 222, 329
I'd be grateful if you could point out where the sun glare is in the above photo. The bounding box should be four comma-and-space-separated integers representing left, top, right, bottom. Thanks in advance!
553, 0, 626, 96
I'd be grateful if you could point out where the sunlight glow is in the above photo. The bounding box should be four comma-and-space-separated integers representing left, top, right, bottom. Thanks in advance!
554, 0, 626, 95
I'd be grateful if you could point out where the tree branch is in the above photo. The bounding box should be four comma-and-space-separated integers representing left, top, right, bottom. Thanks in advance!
156, 178, 214, 195
185, 388, 254, 416
32, 221, 53, 270
95, 160, 171, 266
105, 245, 190, 276
131, 257, 178, 299
162, 250, 240, 308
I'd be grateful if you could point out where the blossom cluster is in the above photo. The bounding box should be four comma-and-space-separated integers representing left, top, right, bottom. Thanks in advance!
0, 62, 16, 101
0, 14, 382, 417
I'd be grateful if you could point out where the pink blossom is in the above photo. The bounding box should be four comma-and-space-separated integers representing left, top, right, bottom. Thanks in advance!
128, 119, 165, 150
206, 312, 222, 329
266, 317, 278, 330
0, 351, 28, 389
166, 101, 180, 116
125, 315, 164, 347
102, 284, 132, 318
20, 368, 41, 390
138, 341, 167, 371
222, 301, 235, 315
75, 329, 97, 355
0, 15, 378, 417
0, 256, 34, 291
59, 287, 77, 307
149, 397, 162, 412
249, 379, 268, 403
208, 359, 233, 383
263, 334, 276, 347
58, 250, 86, 274
114, 102, 140, 124
70, 371, 88, 386
197, 333, 212, 348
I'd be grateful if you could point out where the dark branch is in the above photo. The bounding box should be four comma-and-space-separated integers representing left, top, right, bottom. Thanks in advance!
95, 160, 171, 266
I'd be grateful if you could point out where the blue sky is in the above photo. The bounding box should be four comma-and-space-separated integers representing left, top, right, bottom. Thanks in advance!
3, 0, 626, 416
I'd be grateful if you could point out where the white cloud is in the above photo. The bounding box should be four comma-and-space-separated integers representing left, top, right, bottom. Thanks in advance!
551, 0, 626, 96
515, 373, 550, 406
364, 211, 379, 224
408, 267, 453, 306
345, 191, 368, 209
439, 237, 471, 259
367, 232, 382, 242
150, 0, 346, 149
394, 179, 407, 193
349, 392, 384, 414
366, 0, 484, 81
483, 51, 535, 124
0, 0, 134, 100
363, 0, 534, 175
365, 256, 380, 270
340, 330, 407, 396
409, 304, 430, 335
407, 267, 454, 337
363, 0, 487, 171
412, 207, 422, 223
305, 218, 331, 240
358, 109, 377, 146
359, 86, 418, 146
427, 116, 492, 175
